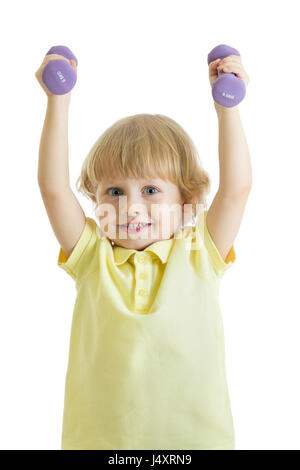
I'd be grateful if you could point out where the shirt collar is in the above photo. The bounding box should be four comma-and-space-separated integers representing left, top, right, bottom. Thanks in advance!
112, 238, 175, 266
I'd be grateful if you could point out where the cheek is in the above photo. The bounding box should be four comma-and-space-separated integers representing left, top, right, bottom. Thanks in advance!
97, 210, 117, 237
153, 207, 181, 230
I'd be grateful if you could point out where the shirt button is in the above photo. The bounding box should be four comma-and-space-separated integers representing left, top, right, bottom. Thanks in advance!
138, 257, 145, 263
138, 288, 147, 297
139, 272, 147, 280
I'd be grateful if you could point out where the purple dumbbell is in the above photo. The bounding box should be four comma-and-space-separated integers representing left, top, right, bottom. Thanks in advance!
42, 45, 78, 95
207, 44, 246, 108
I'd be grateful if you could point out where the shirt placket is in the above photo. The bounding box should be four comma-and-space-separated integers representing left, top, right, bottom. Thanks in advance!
133, 253, 151, 312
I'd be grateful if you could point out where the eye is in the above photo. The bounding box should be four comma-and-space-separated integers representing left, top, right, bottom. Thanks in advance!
107, 187, 121, 197
144, 186, 159, 195
106, 186, 159, 196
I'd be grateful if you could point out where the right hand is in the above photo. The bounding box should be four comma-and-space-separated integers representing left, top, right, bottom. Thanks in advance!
35, 54, 77, 98
208, 58, 222, 88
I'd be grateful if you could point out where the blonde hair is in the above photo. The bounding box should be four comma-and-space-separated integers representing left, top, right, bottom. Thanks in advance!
76, 113, 211, 219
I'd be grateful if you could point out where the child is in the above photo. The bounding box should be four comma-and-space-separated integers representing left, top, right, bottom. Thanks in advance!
36, 53, 251, 450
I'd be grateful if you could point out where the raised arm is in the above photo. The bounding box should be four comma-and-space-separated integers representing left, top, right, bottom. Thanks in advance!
206, 54, 252, 262
206, 102, 252, 262
36, 58, 86, 259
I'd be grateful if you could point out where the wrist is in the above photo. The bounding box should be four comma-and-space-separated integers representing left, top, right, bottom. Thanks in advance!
47, 93, 71, 107
214, 101, 239, 117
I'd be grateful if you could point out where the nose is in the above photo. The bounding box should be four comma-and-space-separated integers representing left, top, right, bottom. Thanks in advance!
127, 202, 147, 220
119, 195, 148, 222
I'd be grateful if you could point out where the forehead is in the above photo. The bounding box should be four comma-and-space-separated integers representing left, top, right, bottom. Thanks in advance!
101, 177, 168, 185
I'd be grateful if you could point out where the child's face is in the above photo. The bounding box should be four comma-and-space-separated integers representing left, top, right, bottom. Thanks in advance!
95, 177, 192, 250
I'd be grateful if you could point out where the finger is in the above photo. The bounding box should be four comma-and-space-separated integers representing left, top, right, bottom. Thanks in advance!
222, 54, 241, 61
218, 65, 246, 79
210, 58, 222, 68
69, 60, 77, 72
217, 64, 249, 84
220, 55, 243, 65
217, 63, 244, 74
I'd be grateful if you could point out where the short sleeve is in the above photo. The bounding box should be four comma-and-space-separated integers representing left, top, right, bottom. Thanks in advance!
57, 217, 99, 283
196, 210, 236, 278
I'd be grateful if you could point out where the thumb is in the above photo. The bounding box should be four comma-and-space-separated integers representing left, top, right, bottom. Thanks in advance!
210, 58, 221, 69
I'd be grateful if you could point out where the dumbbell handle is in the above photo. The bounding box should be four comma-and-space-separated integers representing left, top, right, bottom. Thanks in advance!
42, 45, 78, 95
207, 44, 246, 108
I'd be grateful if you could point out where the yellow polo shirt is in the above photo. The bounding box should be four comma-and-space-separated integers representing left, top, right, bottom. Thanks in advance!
57, 209, 236, 450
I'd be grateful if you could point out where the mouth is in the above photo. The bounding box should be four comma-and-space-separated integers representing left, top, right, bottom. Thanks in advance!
118, 223, 152, 233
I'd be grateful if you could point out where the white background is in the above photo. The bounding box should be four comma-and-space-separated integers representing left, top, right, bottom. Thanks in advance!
1, 0, 299, 450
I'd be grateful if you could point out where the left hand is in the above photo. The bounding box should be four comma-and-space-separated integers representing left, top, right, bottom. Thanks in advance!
208, 54, 250, 88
